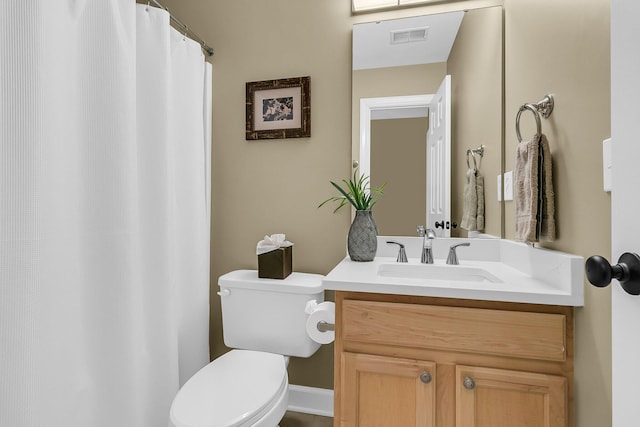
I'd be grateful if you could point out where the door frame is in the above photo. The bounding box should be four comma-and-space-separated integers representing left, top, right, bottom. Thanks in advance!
358, 94, 433, 181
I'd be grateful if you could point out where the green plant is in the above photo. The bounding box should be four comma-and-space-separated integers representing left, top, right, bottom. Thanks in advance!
319, 169, 386, 213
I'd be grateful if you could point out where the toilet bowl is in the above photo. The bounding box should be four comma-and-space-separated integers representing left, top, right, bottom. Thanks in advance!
170, 350, 289, 427
170, 270, 327, 427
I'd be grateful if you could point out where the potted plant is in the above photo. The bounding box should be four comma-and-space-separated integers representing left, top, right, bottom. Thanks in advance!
319, 169, 385, 262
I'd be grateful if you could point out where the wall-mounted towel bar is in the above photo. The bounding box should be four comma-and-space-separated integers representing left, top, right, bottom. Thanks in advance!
516, 94, 554, 142
466, 144, 485, 169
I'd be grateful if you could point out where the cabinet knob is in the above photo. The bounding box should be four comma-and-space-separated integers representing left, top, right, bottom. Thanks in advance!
585, 252, 640, 295
420, 371, 432, 384
463, 376, 475, 390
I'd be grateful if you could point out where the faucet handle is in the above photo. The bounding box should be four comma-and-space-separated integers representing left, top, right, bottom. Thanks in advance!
450, 242, 471, 249
447, 242, 471, 265
417, 225, 425, 237
387, 241, 408, 263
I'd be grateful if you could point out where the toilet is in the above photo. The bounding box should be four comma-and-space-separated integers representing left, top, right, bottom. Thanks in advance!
170, 269, 326, 427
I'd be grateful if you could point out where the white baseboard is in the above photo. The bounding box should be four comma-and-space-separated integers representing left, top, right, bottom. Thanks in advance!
287, 385, 334, 417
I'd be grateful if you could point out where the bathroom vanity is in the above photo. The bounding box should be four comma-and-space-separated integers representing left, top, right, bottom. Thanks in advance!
323, 237, 583, 427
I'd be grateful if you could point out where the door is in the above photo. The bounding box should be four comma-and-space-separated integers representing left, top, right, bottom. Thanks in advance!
456, 365, 567, 427
426, 75, 451, 237
340, 352, 436, 427
611, 1, 640, 425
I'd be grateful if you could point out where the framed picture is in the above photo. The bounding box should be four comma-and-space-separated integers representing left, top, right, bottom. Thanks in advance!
245, 76, 311, 140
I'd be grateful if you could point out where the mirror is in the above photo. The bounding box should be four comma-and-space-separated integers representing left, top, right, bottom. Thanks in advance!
352, 6, 503, 237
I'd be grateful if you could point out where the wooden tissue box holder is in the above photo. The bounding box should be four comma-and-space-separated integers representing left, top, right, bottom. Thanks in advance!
258, 246, 292, 279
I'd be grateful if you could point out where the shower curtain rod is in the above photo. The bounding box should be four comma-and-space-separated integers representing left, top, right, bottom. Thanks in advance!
147, 0, 214, 56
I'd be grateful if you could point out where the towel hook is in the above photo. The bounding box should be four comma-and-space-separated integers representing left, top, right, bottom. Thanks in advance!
516, 94, 554, 143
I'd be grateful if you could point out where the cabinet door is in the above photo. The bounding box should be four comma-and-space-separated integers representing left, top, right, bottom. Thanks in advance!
456, 365, 567, 427
340, 352, 436, 427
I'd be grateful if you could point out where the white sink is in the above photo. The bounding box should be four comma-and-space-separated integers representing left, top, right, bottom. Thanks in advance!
377, 263, 503, 283
322, 236, 585, 306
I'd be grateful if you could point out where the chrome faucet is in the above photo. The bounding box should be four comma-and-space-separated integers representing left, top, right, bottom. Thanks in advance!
446, 242, 471, 265
386, 241, 408, 263
417, 225, 436, 264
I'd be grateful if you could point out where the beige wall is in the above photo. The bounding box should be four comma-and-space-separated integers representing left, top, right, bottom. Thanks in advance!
447, 6, 503, 237
160, 0, 611, 425
160, 0, 357, 390
504, 1, 611, 426
371, 118, 428, 235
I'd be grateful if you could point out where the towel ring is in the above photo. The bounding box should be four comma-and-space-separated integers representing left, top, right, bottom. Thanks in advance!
516, 104, 542, 143
467, 150, 478, 170
515, 94, 554, 143
466, 145, 484, 170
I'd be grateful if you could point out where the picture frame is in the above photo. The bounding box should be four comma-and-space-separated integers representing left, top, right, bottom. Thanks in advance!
245, 76, 311, 140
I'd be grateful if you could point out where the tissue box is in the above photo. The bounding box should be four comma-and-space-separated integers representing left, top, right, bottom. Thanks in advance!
258, 246, 292, 279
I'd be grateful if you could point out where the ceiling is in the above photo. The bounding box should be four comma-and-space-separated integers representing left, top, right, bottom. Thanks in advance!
352, 11, 464, 70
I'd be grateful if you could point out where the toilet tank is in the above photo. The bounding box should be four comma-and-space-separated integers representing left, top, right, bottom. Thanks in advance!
218, 270, 325, 358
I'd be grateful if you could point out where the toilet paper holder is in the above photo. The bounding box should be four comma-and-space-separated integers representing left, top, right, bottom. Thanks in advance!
305, 300, 335, 334
316, 321, 335, 332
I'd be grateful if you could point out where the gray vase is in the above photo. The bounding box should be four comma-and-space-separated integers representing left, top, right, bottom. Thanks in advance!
348, 210, 378, 262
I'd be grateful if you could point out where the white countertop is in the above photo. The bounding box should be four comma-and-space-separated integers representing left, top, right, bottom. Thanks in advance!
323, 237, 584, 306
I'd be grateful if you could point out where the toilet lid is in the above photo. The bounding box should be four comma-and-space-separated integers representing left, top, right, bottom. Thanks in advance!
170, 350, 288, 427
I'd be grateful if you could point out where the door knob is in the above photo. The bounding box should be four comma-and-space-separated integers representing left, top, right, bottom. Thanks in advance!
585, 252, 640, 295
435, 221, 458, 230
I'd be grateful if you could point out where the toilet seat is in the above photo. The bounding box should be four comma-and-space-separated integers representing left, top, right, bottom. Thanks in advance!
170, 350, 288, 427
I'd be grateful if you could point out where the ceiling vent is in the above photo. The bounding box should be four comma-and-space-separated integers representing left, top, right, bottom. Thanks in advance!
390, 27, 429, 44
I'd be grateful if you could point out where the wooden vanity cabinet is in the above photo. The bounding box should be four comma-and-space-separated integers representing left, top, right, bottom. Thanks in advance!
333, 292, 574, 427
341, 352, 437, 427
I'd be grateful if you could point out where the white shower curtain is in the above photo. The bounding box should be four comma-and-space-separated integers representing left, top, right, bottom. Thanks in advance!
0, 1, 211, 425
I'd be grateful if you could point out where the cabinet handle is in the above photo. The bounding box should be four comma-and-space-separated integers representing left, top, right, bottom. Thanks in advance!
463, 376, 475, 390
420, 371, 432, 384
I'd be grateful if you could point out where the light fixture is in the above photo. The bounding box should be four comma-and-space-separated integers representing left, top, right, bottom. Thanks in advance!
352, 0, 443, 13
352, 0, 397, 12
398, 0, 435, 5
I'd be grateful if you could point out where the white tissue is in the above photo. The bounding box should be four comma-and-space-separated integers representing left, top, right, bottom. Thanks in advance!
256, 233, 293, 255
305, 301, 335, 344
